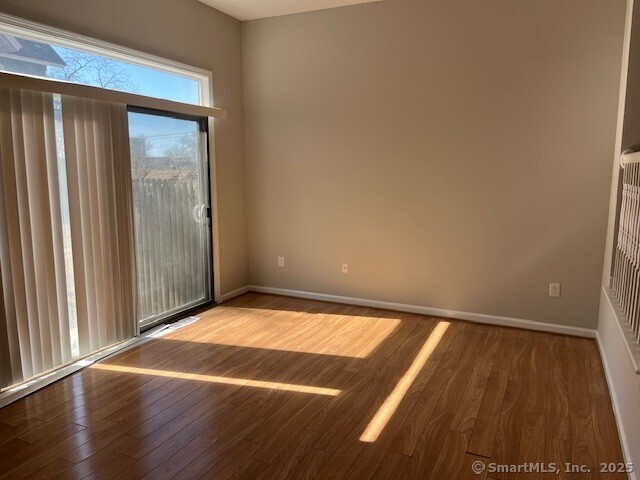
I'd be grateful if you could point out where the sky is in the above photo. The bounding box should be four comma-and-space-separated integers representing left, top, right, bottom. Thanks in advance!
49, 45, 201, 153
51, 46, 200, 105
128, 112, 199, 157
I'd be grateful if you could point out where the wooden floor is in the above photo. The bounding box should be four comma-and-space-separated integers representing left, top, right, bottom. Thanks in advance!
0, 293, 625, 479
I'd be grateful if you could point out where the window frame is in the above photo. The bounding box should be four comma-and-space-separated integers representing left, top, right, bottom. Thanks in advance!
0, 12, 214, 107
0, 12, 223, 305
127, 105, 216, 330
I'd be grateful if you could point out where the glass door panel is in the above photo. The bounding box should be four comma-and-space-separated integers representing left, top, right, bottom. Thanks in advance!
128, 110, 212, 327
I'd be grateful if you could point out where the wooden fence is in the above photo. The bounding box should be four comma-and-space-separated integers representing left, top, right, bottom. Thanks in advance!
132, 178, 208, 323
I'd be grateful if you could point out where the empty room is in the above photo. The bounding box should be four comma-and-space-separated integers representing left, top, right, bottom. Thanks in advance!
0, 0, 639, 479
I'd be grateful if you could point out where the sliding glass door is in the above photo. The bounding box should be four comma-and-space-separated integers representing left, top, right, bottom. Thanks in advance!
128, 109, 213, 328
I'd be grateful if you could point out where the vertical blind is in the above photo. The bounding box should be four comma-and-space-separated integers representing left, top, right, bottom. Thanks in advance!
62, 96, 136, 355
0, 89, 70, 383
0, 88, 137, 389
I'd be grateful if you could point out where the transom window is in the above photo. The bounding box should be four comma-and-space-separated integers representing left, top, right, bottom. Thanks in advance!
0, 13, 211, 106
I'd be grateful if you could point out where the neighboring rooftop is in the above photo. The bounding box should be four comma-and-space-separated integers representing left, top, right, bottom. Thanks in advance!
0, 33, 65, 68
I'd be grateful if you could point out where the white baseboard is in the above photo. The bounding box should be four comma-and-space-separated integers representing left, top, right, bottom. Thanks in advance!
596, 287, 640, 480
219, 285, 250, 303
596, 331, 637, 480
245, 285, 596, 338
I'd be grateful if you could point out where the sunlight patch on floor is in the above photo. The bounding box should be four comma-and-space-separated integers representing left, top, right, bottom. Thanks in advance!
359, 321, 450, 442
165, 309, 401, 358
90, 363, 342, 396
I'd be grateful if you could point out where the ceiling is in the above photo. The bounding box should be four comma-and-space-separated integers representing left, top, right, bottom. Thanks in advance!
198, 0, 382, 21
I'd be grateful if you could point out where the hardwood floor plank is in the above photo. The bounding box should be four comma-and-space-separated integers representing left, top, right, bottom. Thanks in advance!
434, 324, 487, 415
369, 452, 410, 480
122, 402, 238, 474
0, 418, 115, 478
141, 413, 263, 480
17, 418, 85, 445
0, 418, 44, 446
545, 335, 569, 441
124, 383, 229, 442
488, 328, 518, 377
315, 440, 364, 480
426, 429, 469, 480
567, 338, 599, 479
0, 437, 30, 465
580, 340, 607, 397
459, 454, 489, 480
251, 395, 331, 463
51, 434, 138, 480
287, 448, 329, 480
523, 334, 550, 415
250, 429, 321, 480
491, 380, 526, 480
545, 438, 571, 480
467, 367, 509, 457
590, 394, 626, 480
479, 327, 505, 361
89, 455, 138, 480
400, 410, 453, 480
28, 457, 74, 480
194, 439, 262, 480
389, 362, 452, 455
437, 323, 473, 371
509, 331, 531, 382
450, 356, 494, 434
516, 413, 545, 480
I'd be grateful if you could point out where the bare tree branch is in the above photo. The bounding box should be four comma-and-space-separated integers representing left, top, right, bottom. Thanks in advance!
48, 51, 138, 92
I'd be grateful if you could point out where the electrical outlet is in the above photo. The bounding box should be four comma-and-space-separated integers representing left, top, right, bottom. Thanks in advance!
278, 256, 285, 268
549, 283, 561, 298
342, 263, 349, 274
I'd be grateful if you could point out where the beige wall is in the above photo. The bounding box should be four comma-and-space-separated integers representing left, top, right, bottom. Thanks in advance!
0, 0, 249, 296
242, 0, 627, 328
